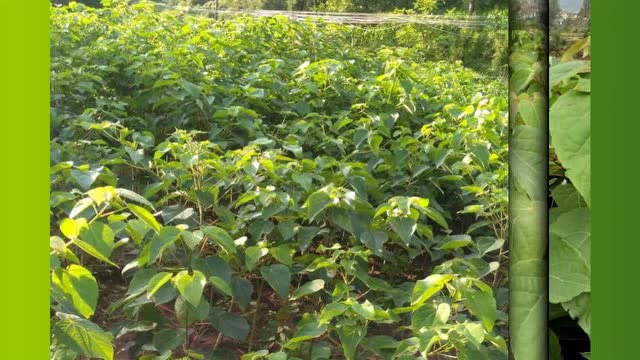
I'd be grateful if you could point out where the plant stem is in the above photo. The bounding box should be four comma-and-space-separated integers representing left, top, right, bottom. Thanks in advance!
307, 339, 314, 360
247, 279, 264, 352
213, 301, 234, 351
184, 311, 189, 350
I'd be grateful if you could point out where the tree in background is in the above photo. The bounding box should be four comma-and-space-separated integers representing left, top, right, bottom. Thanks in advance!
51, 0, 103, 7
579, 0, 590, 18
51, 0, 507, 13
262, 0, 289, 10
414, 0, 438, 13
550, 0, 560, 22
217, 0, 264, 10
314, 0, 415, 12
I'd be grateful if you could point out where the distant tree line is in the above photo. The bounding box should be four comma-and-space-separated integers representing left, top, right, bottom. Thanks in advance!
52, 0, 103, 7
52, 0, 507, 14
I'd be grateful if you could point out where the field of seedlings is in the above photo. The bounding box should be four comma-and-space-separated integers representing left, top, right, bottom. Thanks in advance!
49, 2, 509, 359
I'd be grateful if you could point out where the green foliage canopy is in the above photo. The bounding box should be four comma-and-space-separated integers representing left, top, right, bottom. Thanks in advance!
50, 2, 508, 359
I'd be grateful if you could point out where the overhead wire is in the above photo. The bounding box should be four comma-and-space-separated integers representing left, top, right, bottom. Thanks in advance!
150, 2, 507, 30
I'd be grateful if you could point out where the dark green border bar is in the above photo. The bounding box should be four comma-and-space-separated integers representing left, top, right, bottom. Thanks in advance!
0, 1, 50, 357
592, 1, 640, 358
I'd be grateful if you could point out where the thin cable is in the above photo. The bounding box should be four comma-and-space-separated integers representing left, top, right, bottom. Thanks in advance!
150, 3, 507, 29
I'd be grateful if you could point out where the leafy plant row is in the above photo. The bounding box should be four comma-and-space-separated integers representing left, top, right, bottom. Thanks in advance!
50, 2, 509, 359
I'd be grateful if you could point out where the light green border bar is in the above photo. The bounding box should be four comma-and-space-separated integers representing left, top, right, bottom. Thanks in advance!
508, 1, 548, 359
0, 1, 50, 357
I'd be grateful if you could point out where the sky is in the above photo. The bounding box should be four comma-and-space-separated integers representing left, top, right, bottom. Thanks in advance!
559, 0, 584, 13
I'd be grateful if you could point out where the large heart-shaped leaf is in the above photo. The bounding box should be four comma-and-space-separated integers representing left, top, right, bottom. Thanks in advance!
550, 90, 591, 207
210, 308, 250, 341
173, 270, 206, 307
53, 313, 113, 360
138, 226, 181, 266
260, 264, 291, 299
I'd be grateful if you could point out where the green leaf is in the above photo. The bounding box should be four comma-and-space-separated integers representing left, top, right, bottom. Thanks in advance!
360, 231, 388, 257
202, 226, 238, 255
549, 329, 562, 360
512, 125, 546, 201
182, 230, 204, 250
231, 277, 254, 311
362, 335, 400, 356
433, 148, 453, 168
125, 220, 150, 245
191, 256, 232, 283
53, 313, 114, 360
461, 322, 485, 348
423, 206, 449, 229
562, 292, 590, 337
277, 220, 298, 241
69, 197, 93, 219
518, 93, 544, 128
128, 204, 161, 233
284, 315, 327, 348
242, 350, 269, 360
209, 276, 233, 297
175, 296, 210, 326
180, 79, 202, 98
476, 236, 505, 256
147, 272, 174, 299
149, 281, 178, 305
54, 265, 98, 319
549, 61, 586, 89
292, 279, 325, 300
60, 218, 86, 239
319, 302, 348, 325
465, 289, 497, 332
411, 274, 453, 306
116, 188, 155, 209
389, 217, 416, 245
297, 226, 321, 252
73, 239, 119, 268
551, 183, 586, 210
71, 168, 102, 191
267, 352, 287, 360
511, 66, 536, 93
139, 226, 181, 266
79, 222, 114, 259
270, 245, 294, 266
127, 268, 156, 295
336, 321, 366, 360
260, 264, 291, 299
245, 246, 269, 271
210, 309, 250, 341
292, 172, 313, 191
160, 205, 196, 224
153, 328, 185, 354
438, 234, 473, 250
549, 208, 590, 303
550, 90, 591, 206
351, 300, 376, 320
304, 189, 331, 222
411, 303, 449, 332
575, 77, 590, 92
459, 204, 484, 214
510, 257, 546, 360
173, 270, 206, 307
510, 182, 547, 360
470, 144, 490, 169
